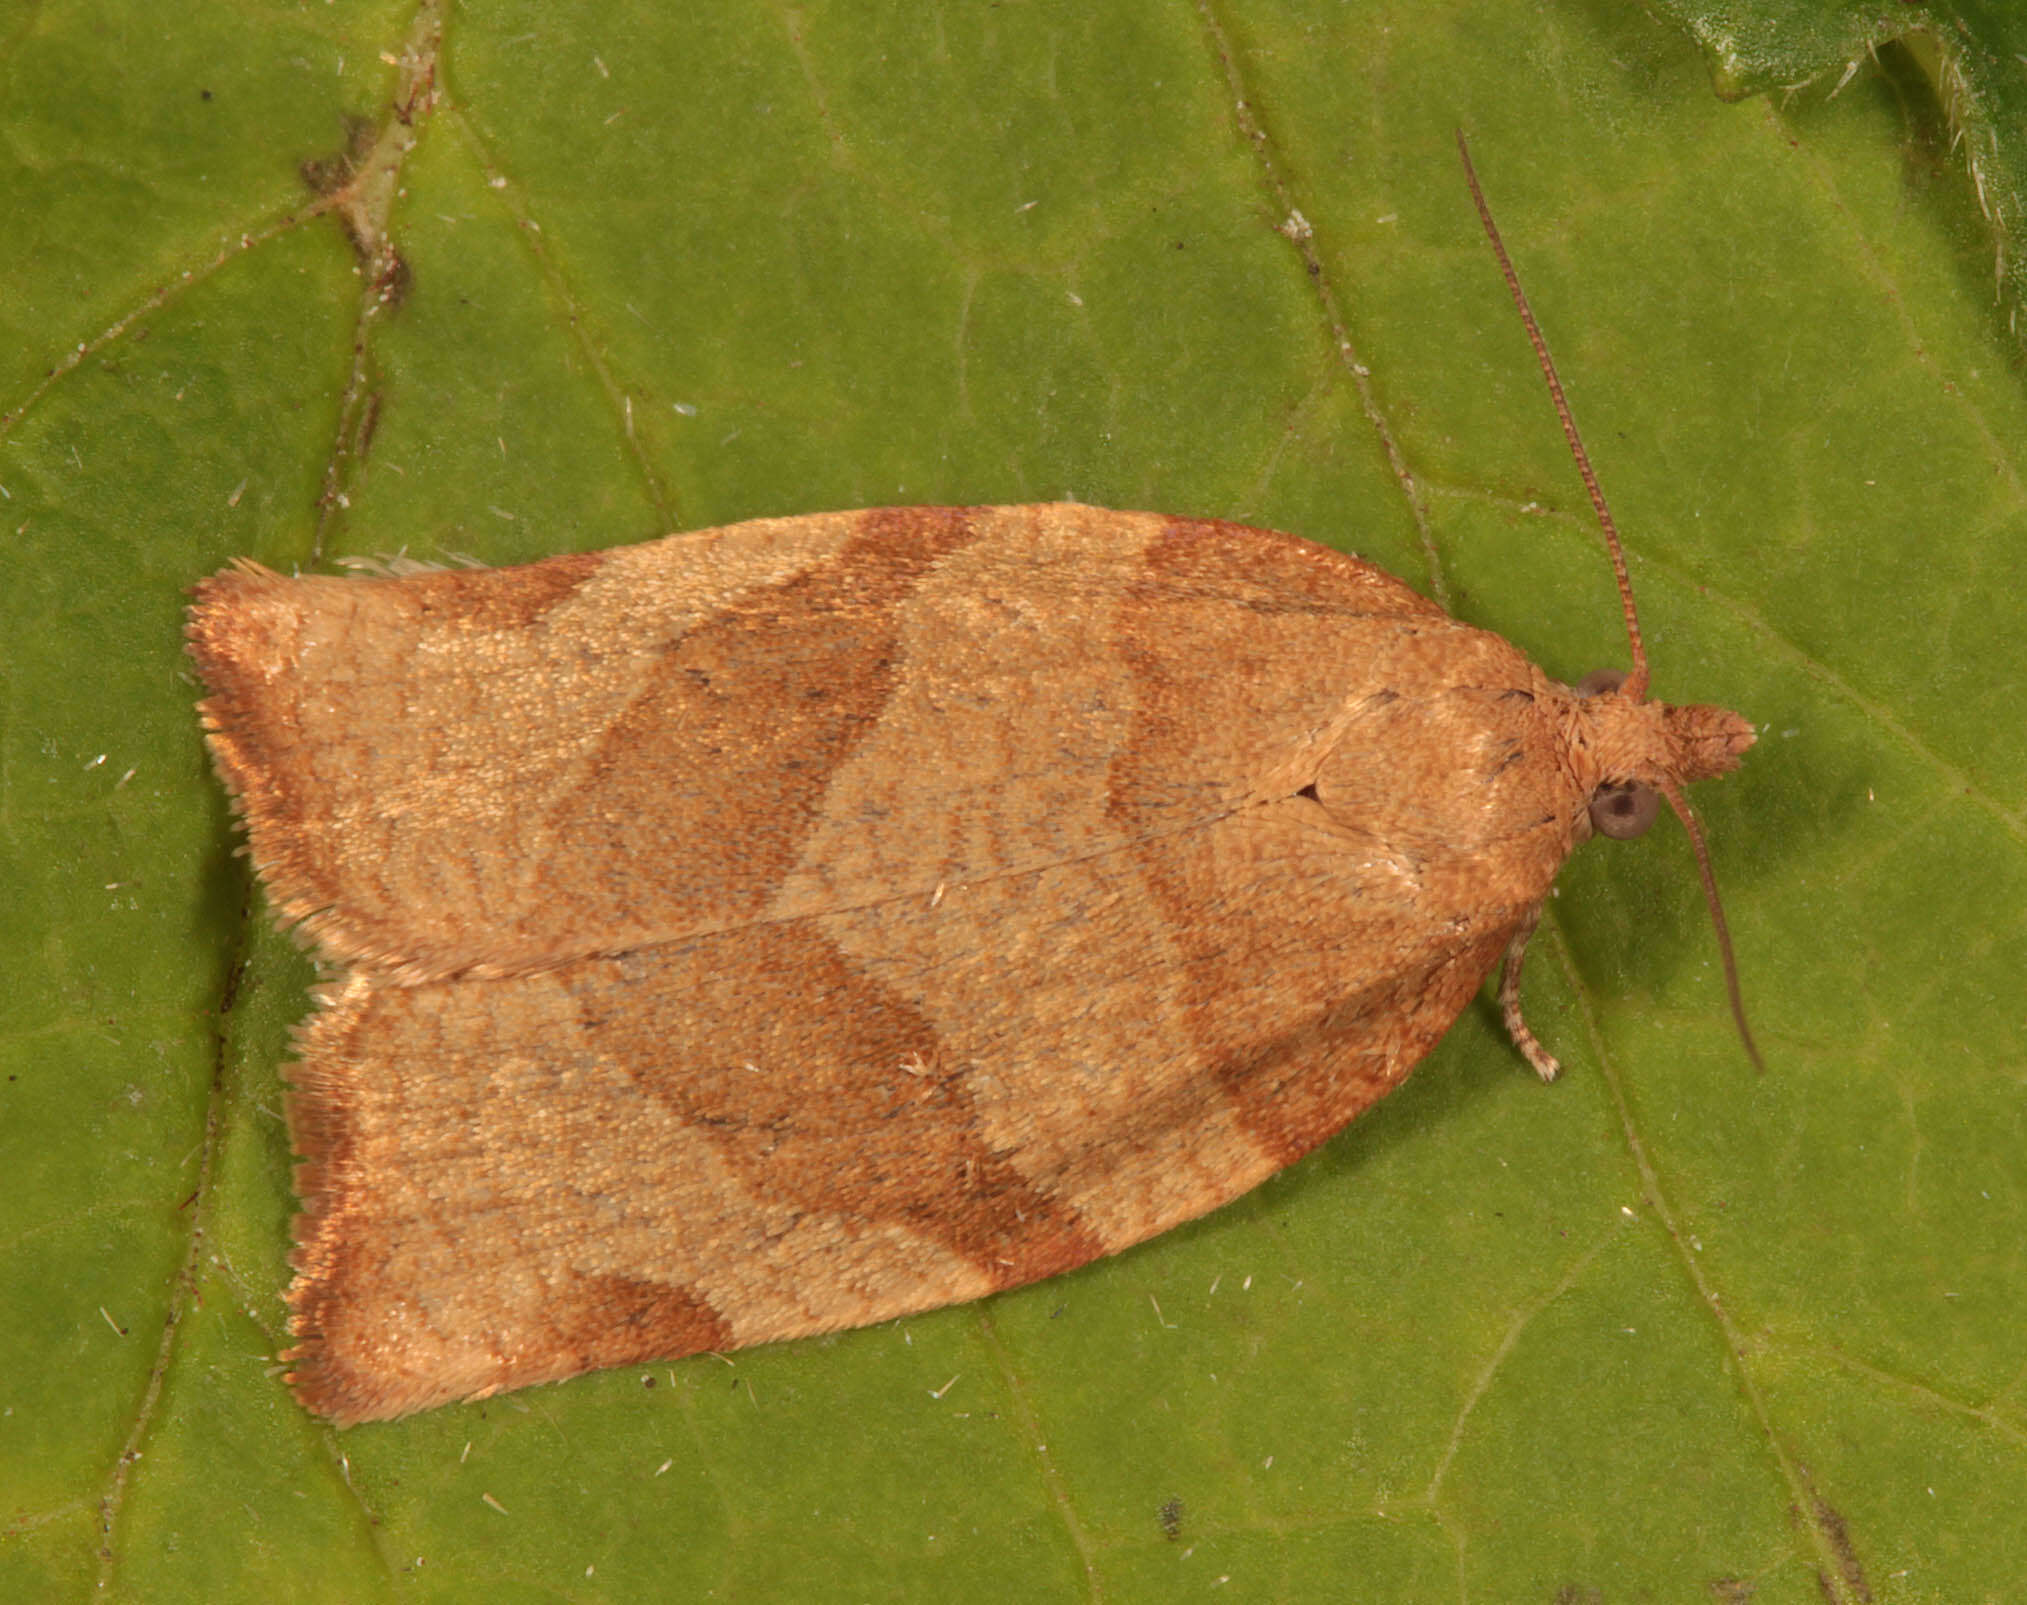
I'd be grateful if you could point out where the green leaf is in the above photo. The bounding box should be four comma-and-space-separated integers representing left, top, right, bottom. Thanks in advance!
1653, 0, 2027, 317
3, 2, 2021, 1602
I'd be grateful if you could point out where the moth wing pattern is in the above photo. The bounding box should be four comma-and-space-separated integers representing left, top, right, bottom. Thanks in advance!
190, 505, 1591, 1423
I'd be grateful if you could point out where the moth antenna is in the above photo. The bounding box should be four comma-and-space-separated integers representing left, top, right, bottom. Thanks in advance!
1456, 130, 1649, 700
1658, 780, 1764, 1073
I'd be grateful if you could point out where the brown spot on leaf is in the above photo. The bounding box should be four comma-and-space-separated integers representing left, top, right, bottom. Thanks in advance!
1812, 1493, 1872, 1603
374, 250, 411, 310
299, 115, 376, 197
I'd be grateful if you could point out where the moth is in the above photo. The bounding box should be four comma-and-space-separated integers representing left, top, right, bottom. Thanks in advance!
188, 139, 1755, 1424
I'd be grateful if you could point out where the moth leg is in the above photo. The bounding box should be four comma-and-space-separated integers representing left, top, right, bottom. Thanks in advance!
1498, 905, 1561, 1082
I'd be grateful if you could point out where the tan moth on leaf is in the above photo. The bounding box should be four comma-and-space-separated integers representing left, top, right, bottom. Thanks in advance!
188, 141, 1756, 1425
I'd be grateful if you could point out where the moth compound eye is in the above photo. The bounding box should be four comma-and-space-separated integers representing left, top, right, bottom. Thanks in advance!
1574, 668, 1626, 698
1589, 781, 1659, 840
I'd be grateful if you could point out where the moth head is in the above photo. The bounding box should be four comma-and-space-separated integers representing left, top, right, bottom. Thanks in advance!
1569, 666, 1763, 1072
1572, 667, 1755, 820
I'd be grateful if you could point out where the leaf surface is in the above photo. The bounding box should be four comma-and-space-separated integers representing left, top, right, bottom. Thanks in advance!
2, 3, 2021, 1602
